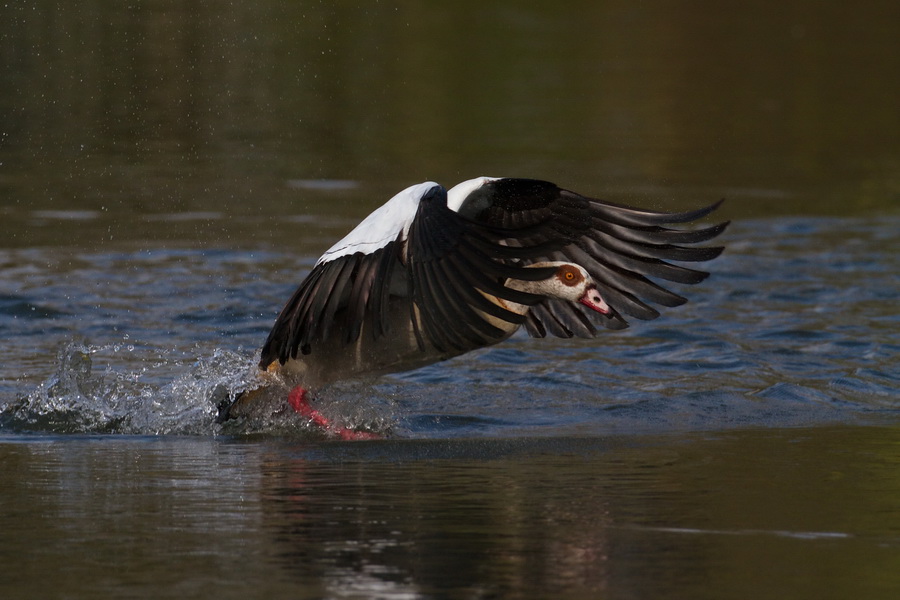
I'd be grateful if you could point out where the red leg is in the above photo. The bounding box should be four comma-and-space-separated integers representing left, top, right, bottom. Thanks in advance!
287, 385, 380, 440
287, 386, 330, 428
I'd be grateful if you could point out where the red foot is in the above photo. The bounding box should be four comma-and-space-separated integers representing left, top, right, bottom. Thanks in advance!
287, 386, 380, 440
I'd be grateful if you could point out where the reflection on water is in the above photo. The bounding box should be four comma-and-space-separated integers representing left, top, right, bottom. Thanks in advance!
2, 429, 899, 598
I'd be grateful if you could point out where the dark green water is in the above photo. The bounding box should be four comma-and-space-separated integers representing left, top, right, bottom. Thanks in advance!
2, 429, 900, 599
1, 2, 898, 598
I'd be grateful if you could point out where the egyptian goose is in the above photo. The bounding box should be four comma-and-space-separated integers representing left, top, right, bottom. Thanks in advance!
224, 177, 727, 434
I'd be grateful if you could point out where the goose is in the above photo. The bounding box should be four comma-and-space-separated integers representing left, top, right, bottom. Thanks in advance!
222, 176, 727, 436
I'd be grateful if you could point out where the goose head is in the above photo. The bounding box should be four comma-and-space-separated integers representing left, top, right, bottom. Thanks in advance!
510, 262, 611, 314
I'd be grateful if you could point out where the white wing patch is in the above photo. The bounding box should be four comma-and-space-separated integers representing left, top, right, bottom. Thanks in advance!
316, 181, 439, 265
446, 176, 502, 212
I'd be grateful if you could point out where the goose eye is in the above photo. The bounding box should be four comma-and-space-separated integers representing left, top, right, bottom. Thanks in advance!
557, 266, 582, 286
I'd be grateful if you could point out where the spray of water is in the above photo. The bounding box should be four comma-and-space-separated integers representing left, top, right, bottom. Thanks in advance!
1, 340, 397, 437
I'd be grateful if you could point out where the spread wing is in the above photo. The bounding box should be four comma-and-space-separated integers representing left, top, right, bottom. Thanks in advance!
258, 184, 558, 368
453, 178, 728, 338
259, 177, 727, 369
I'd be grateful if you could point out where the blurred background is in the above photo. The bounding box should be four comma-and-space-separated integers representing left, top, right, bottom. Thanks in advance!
2, 0, 897, 251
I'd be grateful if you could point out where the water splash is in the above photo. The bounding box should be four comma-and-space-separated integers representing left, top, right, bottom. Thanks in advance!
2, 341, 258, 435
1, 340, 398, 437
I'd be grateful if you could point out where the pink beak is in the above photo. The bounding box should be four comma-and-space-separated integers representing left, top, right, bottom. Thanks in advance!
578, 286, 610, 315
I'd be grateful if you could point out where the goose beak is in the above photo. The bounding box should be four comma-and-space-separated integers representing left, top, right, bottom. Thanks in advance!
578, 286, 610, 315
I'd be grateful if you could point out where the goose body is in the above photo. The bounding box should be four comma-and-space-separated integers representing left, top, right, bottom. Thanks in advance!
256, 177, 727, 392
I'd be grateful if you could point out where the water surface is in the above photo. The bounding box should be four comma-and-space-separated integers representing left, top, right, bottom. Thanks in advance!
2, 428, 900, 599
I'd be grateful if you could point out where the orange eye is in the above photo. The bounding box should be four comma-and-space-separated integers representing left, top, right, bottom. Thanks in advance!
565, 271, 575, 280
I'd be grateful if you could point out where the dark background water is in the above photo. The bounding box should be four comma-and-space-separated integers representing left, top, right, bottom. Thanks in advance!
1, 1, 898, 598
